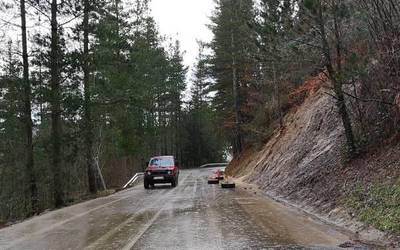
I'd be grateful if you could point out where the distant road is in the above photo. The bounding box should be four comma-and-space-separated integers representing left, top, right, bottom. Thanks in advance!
0, 168, 355, 250
199, 162, 228, 168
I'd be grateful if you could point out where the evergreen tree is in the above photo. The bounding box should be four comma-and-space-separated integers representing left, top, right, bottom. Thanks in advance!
0, 42, 26, 220
209, 0, 258, 156
49, 0, 64, 207
182, 48, 225, 168
19, 0, 38, 214
82, 0, 97, 194
165, 40, 187, 160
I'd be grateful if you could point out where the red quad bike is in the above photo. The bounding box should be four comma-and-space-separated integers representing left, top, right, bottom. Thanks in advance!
207, 175, 219, 184
208, 169, 223, 184
144, 156, 180, 189
215, 169, 225, 180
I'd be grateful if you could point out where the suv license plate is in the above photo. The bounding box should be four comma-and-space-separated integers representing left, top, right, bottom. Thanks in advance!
153, 176, 164, 180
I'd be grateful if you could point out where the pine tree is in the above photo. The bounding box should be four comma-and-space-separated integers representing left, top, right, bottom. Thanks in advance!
191, 44, 211, 107
181, 47, 225, 168
19, 0, 38, 214
83, 0, 97, 194
209, 0, 258, 156
50, 0, 64, 207
0, 41, 26, 220
166, 40, 187, 161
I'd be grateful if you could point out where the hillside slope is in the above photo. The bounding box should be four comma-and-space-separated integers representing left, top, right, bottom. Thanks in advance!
227, 84, 400, 246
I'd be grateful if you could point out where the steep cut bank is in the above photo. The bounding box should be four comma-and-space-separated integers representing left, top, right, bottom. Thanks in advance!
227, 83, 400, 246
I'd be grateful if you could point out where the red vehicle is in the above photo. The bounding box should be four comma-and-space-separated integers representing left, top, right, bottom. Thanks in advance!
215, 169, 225, 180
207, 169, 225, 184
144, 156, 179, 189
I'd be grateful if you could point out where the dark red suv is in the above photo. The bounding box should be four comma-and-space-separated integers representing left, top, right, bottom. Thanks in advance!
144, 156, 179, 189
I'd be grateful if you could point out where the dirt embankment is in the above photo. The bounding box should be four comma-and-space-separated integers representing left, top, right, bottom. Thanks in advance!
227, 84, 400, 247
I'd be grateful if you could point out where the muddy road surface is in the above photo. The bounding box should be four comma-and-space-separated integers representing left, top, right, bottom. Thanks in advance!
0, 168, 357, 250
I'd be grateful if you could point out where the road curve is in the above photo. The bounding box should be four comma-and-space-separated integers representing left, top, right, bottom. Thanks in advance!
0, 168, 354, 250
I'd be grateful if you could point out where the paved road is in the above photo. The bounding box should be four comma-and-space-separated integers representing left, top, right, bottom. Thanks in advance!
0, 168, 356, 250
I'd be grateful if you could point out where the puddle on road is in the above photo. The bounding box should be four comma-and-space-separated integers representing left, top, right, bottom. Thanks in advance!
86, 210, 159, 250
231, 189, 353, 248
132, 178, 324, 250
0, 169, 374, 250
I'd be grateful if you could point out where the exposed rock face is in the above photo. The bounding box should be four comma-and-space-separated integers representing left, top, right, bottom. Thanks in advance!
227, 84, 400, 246
395, 93, 400, 118
229, 87, 346, 207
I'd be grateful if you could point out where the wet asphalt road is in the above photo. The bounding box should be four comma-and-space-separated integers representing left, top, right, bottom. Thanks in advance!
0, 168, 354, 250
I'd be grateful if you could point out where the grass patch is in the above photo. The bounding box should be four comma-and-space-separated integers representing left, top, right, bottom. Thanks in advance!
344, 182, 400, 234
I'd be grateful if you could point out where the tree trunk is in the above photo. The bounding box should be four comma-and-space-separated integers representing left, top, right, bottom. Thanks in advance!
83, 0, 97, 194
231, 18, 243, 157
20, 0, 38, 215
317, 2, 357, 156
50, 0, 64, 207
272, 63, 283, 128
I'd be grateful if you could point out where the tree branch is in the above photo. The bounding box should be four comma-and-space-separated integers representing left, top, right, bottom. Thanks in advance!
342, 90, 395, 106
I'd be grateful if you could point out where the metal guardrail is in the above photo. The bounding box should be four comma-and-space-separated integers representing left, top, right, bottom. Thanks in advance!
199, 163, 229, 168
123, 172, 144, 189
123, 163, 229, 189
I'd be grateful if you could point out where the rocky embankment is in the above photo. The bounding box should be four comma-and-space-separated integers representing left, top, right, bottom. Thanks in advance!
227, 83, 400, 247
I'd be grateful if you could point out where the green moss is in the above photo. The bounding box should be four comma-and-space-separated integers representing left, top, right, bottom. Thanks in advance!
344, 182, 400, 234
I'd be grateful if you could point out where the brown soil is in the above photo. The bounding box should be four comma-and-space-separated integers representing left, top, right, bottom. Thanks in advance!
226, 84, 400, 246
341, 142, 400, 186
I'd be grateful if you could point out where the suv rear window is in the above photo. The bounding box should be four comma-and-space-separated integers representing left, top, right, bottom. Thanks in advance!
149, 157, 174, 167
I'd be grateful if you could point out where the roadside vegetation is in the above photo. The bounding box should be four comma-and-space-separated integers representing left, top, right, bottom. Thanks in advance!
208, 0, 400, 159
207, 0, 400, 237
345, 182, 400, 234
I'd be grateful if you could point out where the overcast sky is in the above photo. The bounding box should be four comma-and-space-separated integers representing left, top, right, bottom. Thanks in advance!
0, 0, 216, 83
150, 0, 215, 69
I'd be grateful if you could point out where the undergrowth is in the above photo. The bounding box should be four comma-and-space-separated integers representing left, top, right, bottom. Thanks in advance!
344, 182, 400, 234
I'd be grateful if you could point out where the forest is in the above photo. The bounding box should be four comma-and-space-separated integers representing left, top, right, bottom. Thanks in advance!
0, 0, 225, 222
1, 0, 399, 225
